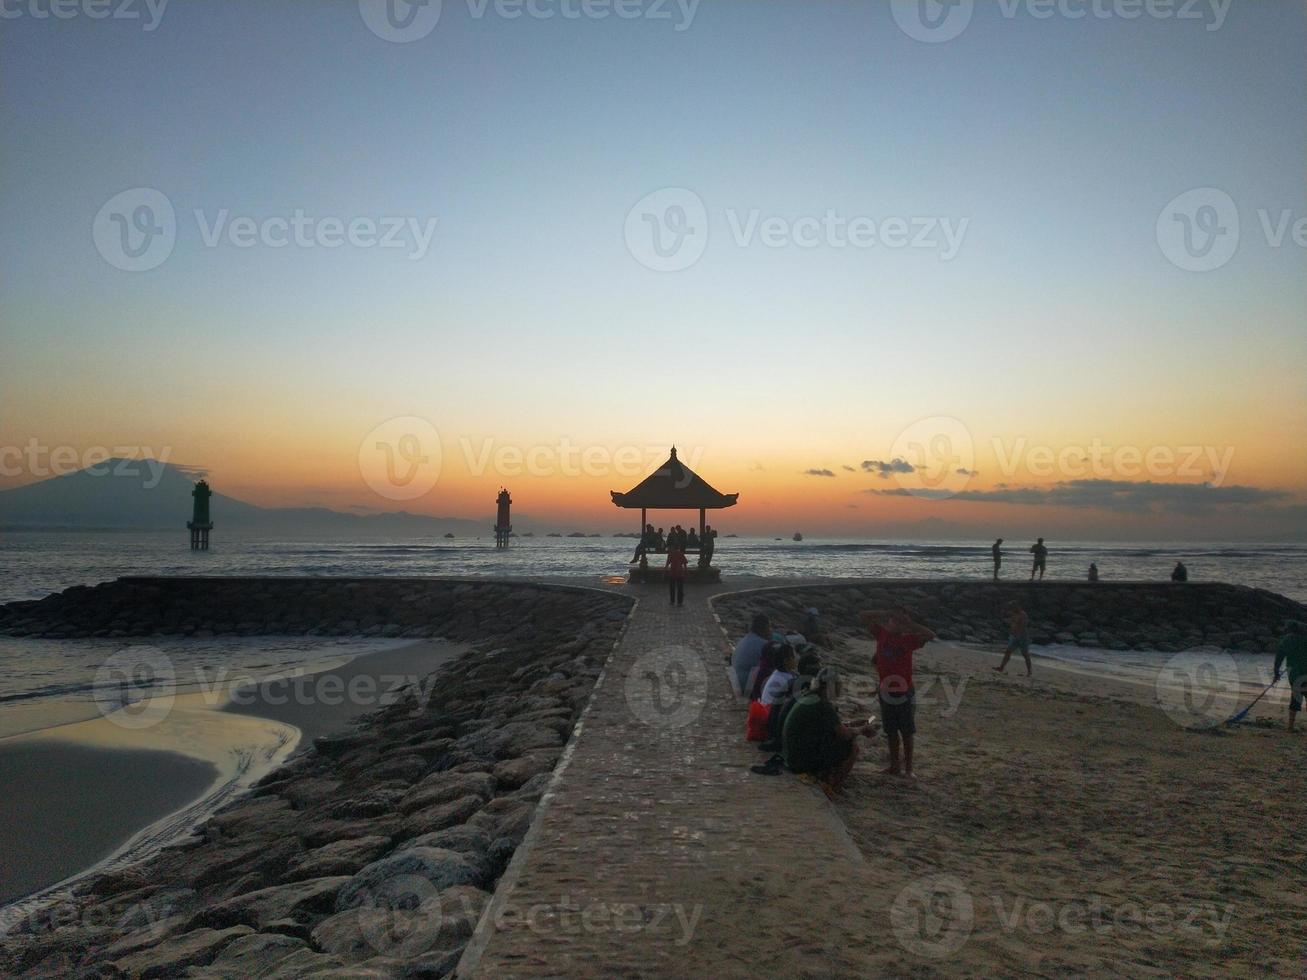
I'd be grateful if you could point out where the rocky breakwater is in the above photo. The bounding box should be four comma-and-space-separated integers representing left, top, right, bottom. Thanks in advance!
715, 581, 1306, 654
0, 579, 632, 978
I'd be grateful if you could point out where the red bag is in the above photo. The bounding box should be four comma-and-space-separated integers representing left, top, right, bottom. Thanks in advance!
746, 700, 770, 742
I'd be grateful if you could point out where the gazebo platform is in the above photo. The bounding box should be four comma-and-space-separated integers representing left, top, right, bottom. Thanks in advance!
627, 562, 722, 584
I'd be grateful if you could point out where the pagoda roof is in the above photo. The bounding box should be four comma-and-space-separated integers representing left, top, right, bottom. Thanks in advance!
610, 447, 739, 510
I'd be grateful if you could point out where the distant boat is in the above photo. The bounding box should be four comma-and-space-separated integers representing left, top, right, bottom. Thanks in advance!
443, 532, 455, 539
546, 533, 562, 538
520, 532, 534, 538
793, 532, 803, 542
567, 532, 587, 538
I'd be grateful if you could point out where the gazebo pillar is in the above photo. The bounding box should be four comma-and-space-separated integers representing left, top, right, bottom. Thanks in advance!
698, 508, 705, 539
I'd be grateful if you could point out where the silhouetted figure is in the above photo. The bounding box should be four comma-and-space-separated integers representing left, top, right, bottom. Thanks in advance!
666, 545, 688, 606
632, 523, 657, 562
1030, 538, 1048, 580
686, 527, 700, 549
1171, 561, 1188, 583
1088, 562, 1099, 582
655, 527, 666, 551
991, 538, 1003, 580
1274, 621, 1307, 732
700, 524, 717, 567
996, 602, 1032, 677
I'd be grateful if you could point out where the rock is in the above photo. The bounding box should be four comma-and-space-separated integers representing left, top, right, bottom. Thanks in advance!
284, 835, 392, 882
491, 752, 558, 790
311, 885, 486, 962
193, 876, 350, 930
111, 926, 254, 978
404, 825, 490, 856
336, 849, 486, 912
398, 772, 496, 814
467, 799, 535, 845
298, 815, 403, 850
400, 795, 484, 840
187, 932, 308, 978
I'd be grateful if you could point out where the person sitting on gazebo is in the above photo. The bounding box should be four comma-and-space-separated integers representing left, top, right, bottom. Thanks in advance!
631, 523, 657, 563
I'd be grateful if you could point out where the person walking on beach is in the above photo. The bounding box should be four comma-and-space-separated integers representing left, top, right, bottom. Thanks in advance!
666, 544, 688, 607
1030, 538, 1048, 580
1273, 621, 1307, 733
859, 609, 936, 778
1088, 562, 1099, 582
1171, 561, 1189, 583
996, 602, 1032, 677
992, 538, 1003, 580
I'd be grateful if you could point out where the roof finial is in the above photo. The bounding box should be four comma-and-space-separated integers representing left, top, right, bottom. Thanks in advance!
670, 445, 678, 460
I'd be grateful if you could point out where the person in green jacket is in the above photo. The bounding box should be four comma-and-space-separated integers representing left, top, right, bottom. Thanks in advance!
782, 667, 878, 794
1273, 621, 1307, 733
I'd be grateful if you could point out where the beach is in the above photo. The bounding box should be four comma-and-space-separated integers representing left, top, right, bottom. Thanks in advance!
2, 577, 1303, 977
820, 637, 1303, 976
0, 638, 464, 914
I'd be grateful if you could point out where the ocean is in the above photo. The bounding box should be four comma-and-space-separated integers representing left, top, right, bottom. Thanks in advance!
3, 531, 1305, 605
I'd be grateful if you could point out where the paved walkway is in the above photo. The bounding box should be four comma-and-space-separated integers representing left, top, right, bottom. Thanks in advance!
461, 583, 883, 978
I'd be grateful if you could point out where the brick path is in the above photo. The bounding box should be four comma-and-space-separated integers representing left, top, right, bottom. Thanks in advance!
460, 582, 883, 978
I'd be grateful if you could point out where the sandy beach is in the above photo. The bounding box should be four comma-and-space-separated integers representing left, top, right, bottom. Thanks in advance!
818, 636, 1304, 976
0, 639, 464, 912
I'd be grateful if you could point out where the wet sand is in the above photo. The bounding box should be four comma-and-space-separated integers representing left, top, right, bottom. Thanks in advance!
0, 640, 465, 911
222, 639, 466, 744
0, 742, 216, 906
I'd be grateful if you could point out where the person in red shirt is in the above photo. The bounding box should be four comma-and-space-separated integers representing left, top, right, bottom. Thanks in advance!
859, 609, 936, 778
666, 545, 688, 606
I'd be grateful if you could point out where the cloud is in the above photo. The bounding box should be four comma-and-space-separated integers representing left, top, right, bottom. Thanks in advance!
865, 479, 1291, 514
861, 458, 915, 478
803, 468, 837, 478
748, 461, 766, 472
842, 465, 856, 473
956, 467, 978, 476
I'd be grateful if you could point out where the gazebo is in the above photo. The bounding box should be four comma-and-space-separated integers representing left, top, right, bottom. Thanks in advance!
610, 447, 738, 581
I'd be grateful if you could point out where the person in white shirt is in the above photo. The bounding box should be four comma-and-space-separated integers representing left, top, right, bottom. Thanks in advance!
761, 647, 799, 706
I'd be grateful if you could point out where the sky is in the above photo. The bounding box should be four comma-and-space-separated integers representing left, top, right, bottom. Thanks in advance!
2, 0, 1304, 538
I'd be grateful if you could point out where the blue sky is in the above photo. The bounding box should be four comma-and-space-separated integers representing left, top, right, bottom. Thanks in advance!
1, 0, 1304, 534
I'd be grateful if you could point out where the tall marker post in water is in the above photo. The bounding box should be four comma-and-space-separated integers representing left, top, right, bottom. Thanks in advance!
188, 479, 214, 550
494, 488, 512, 549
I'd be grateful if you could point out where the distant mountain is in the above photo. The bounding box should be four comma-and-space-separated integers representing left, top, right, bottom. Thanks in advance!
0, 460, 493, 535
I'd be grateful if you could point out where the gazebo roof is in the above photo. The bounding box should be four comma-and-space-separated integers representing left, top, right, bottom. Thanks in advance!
610, 447, 739, 510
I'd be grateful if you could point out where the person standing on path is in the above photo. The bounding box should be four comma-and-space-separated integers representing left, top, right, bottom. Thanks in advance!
859, 609, 936, 778
1273, 621, 1307, 733
992, 538, 1003, 580
1030, 538, 1048, 580
666, 545, 688, 607
995, 602, 1032, 677
700, 524, 717, 567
